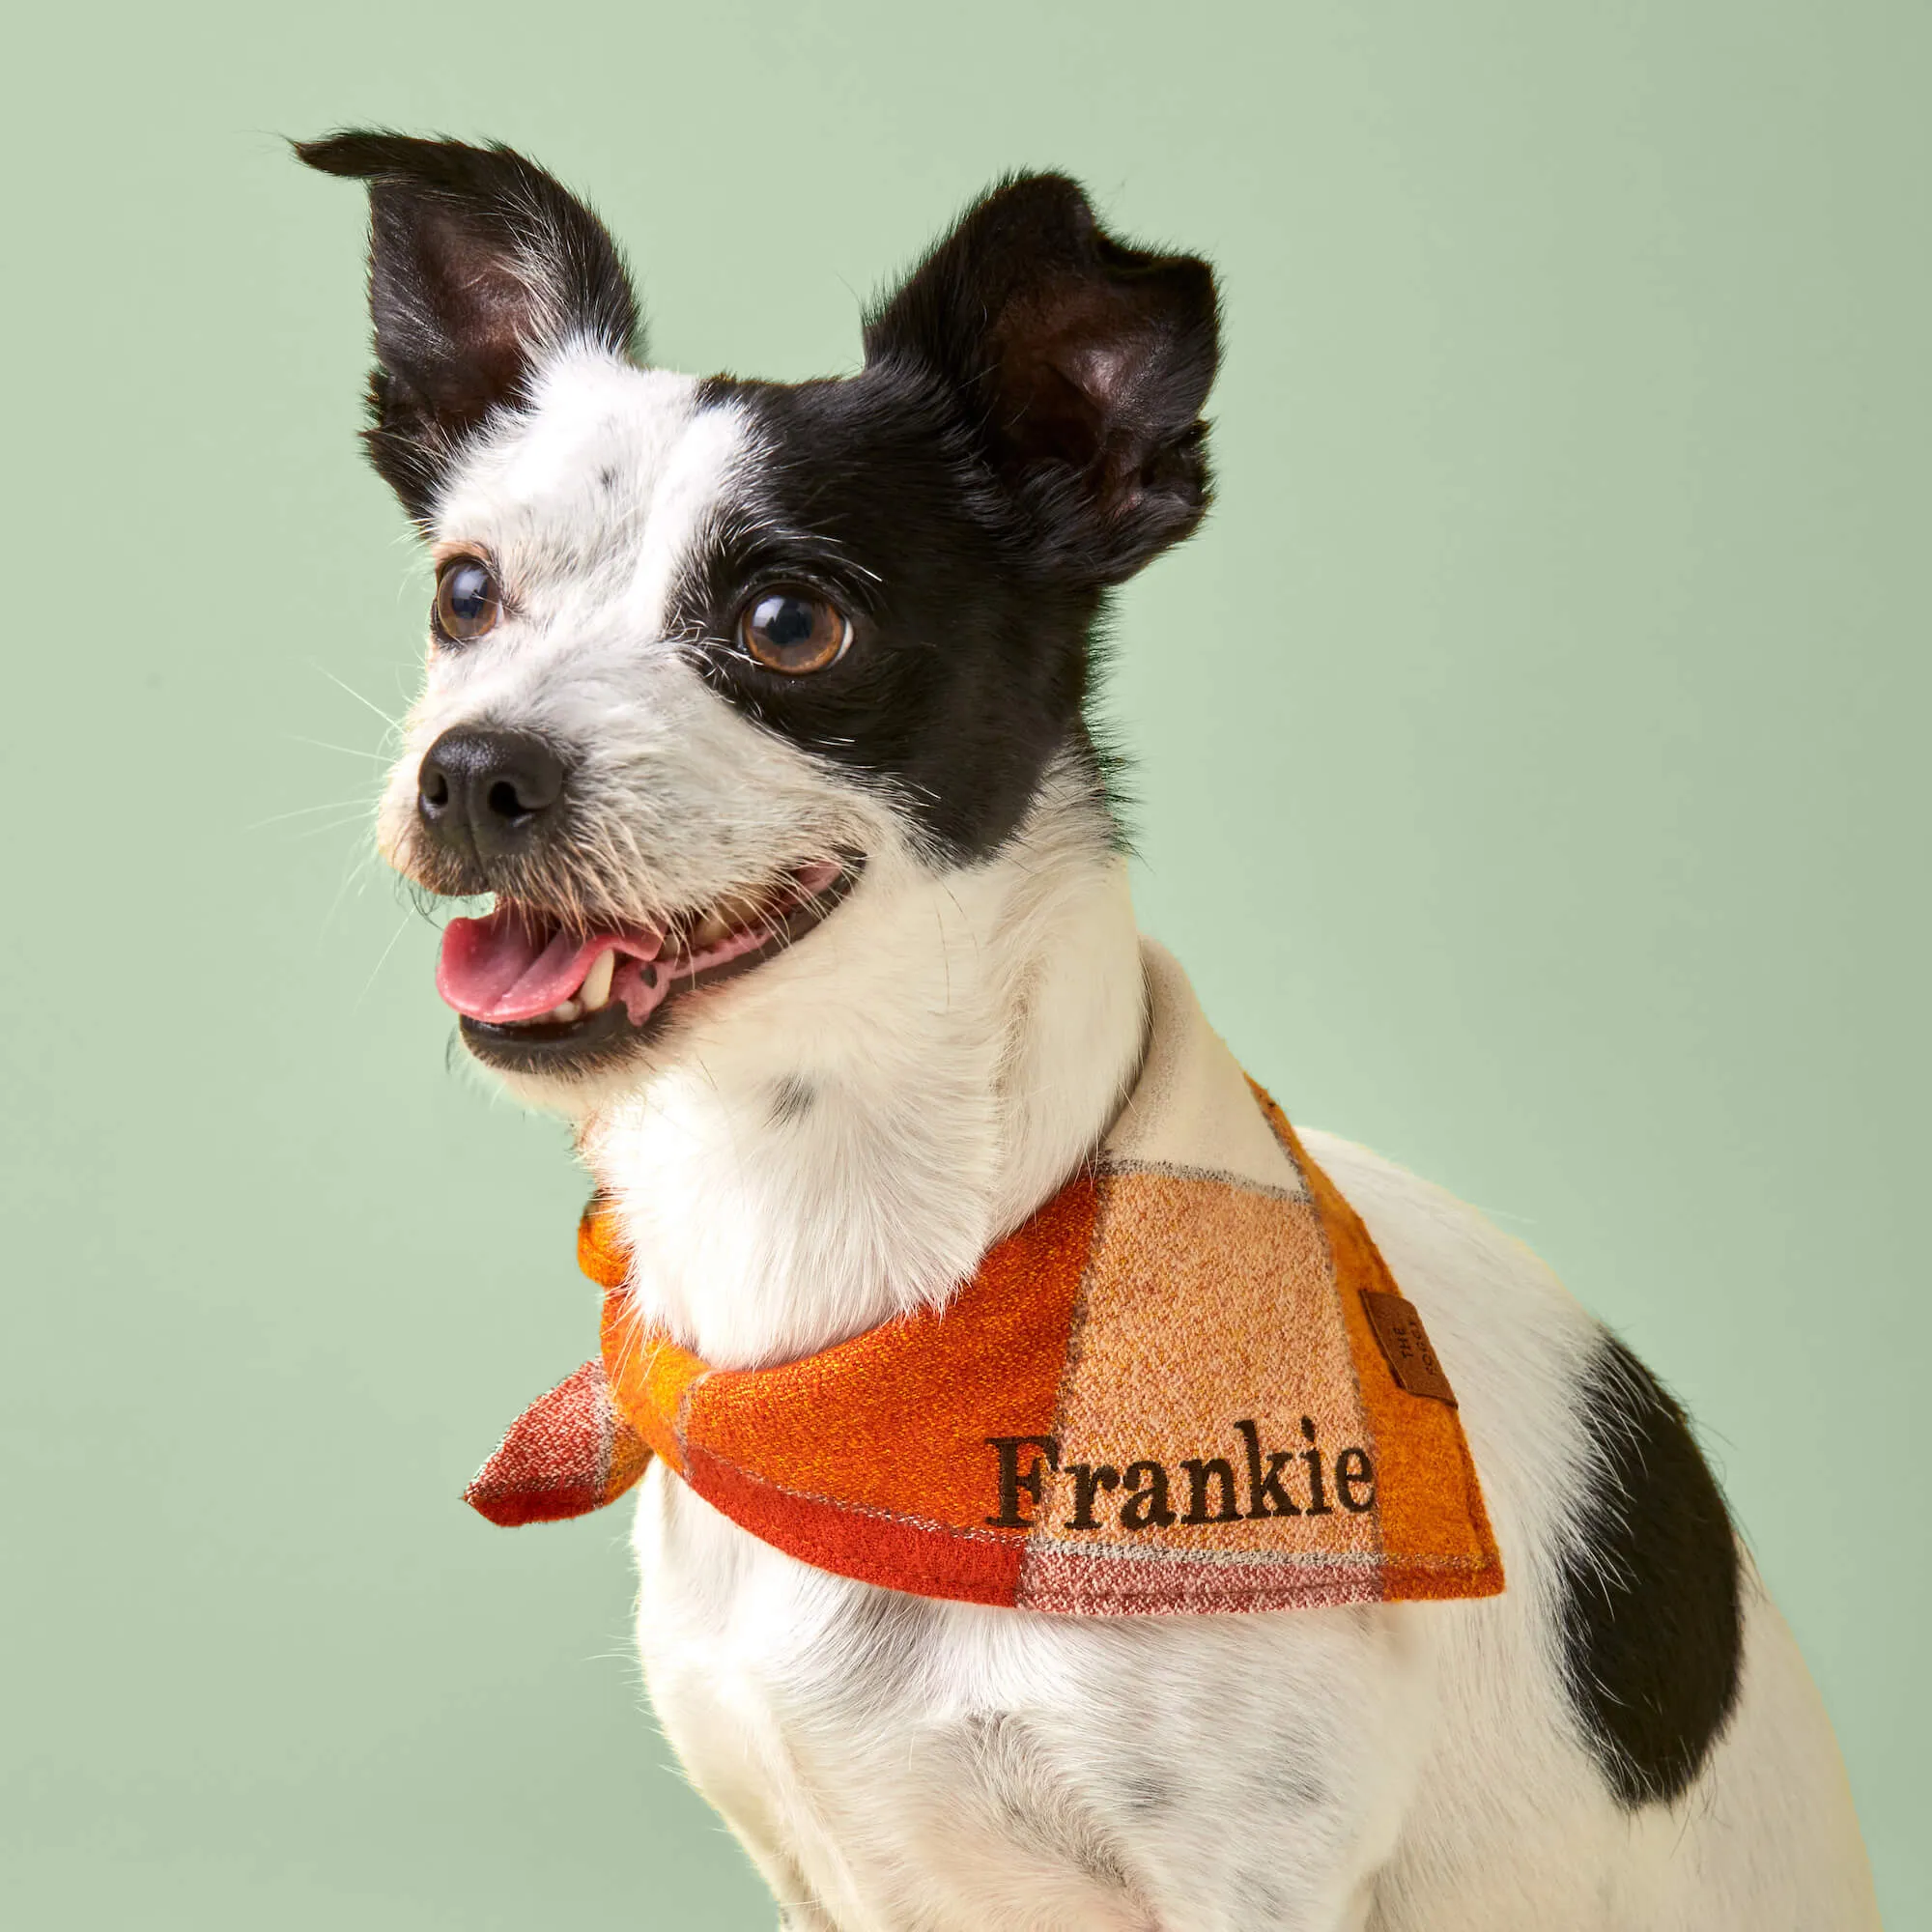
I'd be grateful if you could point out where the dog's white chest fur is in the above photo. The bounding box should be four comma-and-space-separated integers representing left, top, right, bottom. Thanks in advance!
634, 1458, 1422, 1932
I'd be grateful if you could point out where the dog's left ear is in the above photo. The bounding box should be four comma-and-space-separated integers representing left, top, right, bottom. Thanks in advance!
865, 174, 1219, 584
296, 130, 640, 526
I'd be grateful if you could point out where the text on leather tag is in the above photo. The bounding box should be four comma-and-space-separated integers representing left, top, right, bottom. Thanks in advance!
1361, 1291, 1458, 1406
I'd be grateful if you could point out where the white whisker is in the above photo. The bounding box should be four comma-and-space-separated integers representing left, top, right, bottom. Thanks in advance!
312, 661, 404, 732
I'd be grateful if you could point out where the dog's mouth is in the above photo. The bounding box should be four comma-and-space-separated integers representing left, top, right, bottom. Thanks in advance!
437, 858, 860, 1073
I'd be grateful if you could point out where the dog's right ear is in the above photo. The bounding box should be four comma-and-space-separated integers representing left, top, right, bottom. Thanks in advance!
864, 174, 1219, 585
296, 131, 640, 526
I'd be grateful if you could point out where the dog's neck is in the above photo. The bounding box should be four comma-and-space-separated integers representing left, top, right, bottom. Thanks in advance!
579, 765, 1146, 1370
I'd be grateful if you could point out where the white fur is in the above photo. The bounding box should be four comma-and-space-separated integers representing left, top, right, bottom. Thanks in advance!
388, 348, 1880, 1929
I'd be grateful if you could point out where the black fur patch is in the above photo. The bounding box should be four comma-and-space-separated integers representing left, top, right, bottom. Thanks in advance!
666, 177, 1219, 861
1558, 1334, 1742, 1808
768, 1076, 816, 1127
671, 365, 1111, 858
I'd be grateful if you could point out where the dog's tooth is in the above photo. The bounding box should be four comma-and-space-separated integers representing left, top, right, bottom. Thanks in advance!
692, 909, 734, 949
580, 949, 615, 1012
550, 999, 582, 1024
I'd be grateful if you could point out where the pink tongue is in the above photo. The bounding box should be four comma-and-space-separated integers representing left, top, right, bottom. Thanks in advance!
437, 907, 662, 1023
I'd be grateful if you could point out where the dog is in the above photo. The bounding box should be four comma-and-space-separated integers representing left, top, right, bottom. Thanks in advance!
298, 131, 1881, 1930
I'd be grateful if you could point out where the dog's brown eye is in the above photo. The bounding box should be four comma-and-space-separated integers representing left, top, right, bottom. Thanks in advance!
740, 591, 850, 674
435, 556, 500, 642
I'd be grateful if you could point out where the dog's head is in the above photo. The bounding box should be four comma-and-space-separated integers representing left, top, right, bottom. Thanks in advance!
300, 133, 1218, 1106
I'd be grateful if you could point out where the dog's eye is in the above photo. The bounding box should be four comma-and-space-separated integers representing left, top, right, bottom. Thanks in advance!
434, 556, 500, 643
739, 591, 850, 675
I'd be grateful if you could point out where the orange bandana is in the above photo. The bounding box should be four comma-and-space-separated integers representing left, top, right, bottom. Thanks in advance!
468, 949, 1504, 1616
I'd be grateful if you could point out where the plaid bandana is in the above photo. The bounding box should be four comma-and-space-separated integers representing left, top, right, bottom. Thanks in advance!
467, 947, 1503, 1616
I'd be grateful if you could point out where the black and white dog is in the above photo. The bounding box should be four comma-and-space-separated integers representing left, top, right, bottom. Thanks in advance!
299, 133, 1879, 1929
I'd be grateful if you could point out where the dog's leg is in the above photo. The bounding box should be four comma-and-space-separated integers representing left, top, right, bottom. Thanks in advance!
751, 1858, 838, 1932
679, 1773, 843, 1931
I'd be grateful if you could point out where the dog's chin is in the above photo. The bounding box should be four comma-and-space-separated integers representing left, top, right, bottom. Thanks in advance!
440, 858, 866, 1097
457, 996, 666, 1082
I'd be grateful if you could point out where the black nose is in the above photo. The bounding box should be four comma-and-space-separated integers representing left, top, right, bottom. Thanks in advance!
417, 727, 566, 864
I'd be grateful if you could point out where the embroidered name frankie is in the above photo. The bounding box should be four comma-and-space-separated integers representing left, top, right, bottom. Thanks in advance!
986, 1418, 1377, 1532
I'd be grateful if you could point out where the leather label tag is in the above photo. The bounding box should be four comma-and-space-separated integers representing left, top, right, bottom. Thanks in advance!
1361, 1291, 1459, 1406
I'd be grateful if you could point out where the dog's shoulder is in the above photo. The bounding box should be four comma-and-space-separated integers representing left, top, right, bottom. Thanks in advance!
1300, 1128, 1744, 1811
1293, 1125, 1605, 1467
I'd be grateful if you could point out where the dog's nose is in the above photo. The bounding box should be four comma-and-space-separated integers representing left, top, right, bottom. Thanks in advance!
417, 727, 566, 864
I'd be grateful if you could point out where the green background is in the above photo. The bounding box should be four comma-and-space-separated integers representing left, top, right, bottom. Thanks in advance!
3, 2, 1924, 1924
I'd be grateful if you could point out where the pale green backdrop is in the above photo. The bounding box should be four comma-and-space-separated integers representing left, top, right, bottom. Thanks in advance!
2, 2, 1924, 1925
